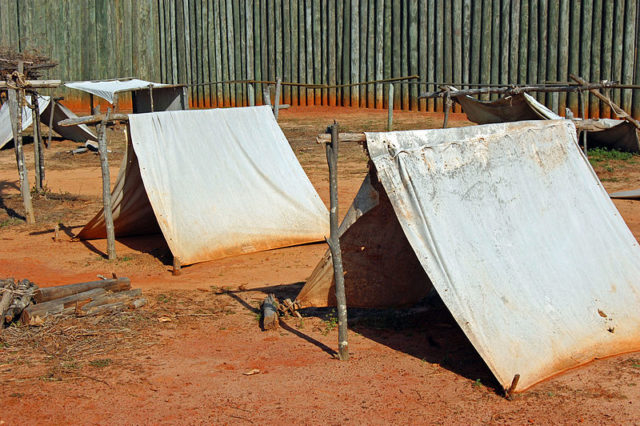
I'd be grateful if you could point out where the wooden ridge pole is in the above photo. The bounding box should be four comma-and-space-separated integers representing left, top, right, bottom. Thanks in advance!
97, 108, 117, 260
324, 121, 349, 361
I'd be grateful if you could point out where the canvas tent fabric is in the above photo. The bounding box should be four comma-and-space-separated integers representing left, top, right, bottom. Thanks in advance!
453, 92, 561, 123
0, 95, 95, 149
298, 120, 640, 392
78, 106, 329, 265
454, 92, 640, 152
65, 79, 169, 104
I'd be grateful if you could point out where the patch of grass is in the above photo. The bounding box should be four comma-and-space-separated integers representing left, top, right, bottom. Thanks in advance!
472, 378, 483, 388
156, 294, 172, 304
120, 255, 133, 262
62, 361, 80, 370
0, 217, 22, 228
588, 147, 635, 162
322, 309, 338, 335
89, 358, 112, 368
547, 391, 555, 397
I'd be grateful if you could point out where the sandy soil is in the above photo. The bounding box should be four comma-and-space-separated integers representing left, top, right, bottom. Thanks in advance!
1, 106, 639, 424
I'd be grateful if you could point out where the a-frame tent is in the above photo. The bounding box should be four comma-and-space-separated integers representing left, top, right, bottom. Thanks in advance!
78, 106, 329, 266
297, 120, 640, 392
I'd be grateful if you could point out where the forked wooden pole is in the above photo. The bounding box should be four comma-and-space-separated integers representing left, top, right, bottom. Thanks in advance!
97, 108, 116, 260
7, 88, 35, 224
325, 121, 349, 361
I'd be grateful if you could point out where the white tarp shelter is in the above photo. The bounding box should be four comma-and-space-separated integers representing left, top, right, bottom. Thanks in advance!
0, 95, 96, 149
298, 120, 640, 392
79, 106, 329, 265
65, 79, 169, 104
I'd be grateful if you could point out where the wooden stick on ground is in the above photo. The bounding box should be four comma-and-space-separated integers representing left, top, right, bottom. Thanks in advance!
261, 293, 279, 330
325, 121, 349, 361
33, 277, 131, 303
97, 108, 117, 260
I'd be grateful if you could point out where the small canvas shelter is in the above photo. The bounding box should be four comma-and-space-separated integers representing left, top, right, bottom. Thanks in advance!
0, 95, 95, 149
78, 106, 329, 265
65, 79, 170, 104
297, 120, 640, 392
453, 92, 640, 152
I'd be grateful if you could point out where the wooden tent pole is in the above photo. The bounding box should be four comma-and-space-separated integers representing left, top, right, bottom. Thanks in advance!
274, 77, 282, 120
325, 121, 349, 361
7, 88, 35, 224
387, 84, 394, 131
30, 91, 45, 192
443, 90, 452, 129
97, 108, 117, 260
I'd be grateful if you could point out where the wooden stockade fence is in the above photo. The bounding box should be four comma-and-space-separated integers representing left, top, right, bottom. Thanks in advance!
2, 0, 640, 118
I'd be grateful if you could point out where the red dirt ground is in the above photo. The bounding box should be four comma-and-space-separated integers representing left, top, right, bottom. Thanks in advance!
1, 106, 639, 424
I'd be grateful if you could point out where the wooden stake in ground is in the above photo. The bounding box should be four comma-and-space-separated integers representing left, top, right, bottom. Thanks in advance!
274, 77, 282, 120
30, 91, 45, 191
325, 121, 349, 361
97, 108, 117, 260
7, 88, 35, 224
387, 84, 394, 131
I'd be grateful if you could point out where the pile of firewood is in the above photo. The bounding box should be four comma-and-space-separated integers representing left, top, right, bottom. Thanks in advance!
1, 276, 145, 327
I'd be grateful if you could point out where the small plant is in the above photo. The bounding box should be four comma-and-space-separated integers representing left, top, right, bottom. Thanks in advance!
322, 309, 338, 335
547, 391, 555, 397
0, 218, 22, 228
472, 378, 483, 388
156, 294, 171, 304
89, 358, 112, 368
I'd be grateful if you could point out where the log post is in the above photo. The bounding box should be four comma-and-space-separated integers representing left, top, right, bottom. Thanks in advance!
172, 256, 182, 276
47, 97, 63, 148
148, 84, 155, 112
578, 90, 588, 154
248, 83, 255, 106
387, 84, 394, 131
443, 90, 452, 129
261, 293, 279, 330
274, 77, 282, 120
97, 108, 117, 260
90, 94, 95, 114
7, 88, 35, 224
325, 121, 349, 361
263, 85, 271, 108
31, 92, 45, 192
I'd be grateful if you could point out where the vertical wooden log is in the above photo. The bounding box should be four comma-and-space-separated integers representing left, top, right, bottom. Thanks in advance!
600, 0, 614, 117
360, 0, 369, 107
172, 256, 182, 276
419, 0, 428, 111
351, 0, 360, 107
518, 0, 529, 84
313, 0, 322, 105
489, 0, 500, 99
558, 0, 570, 114
590, 0, 603, 117
547, 0, 559, 110
305, 4, 314, 105
291, 0, 299, 105
453, 0, 463, 112
443, 92, 451, 129
384, 0, 394, 108
527, 0, 538, 85
508, 0, 520, 85
367, 0, 376, 108
7, 88, 35, 224
567, 0, 581, 114
435, 0, 444, 107
248, 83, 255, 106
263, 85, 271, 107
387, 84, 394, 131
274, 77, 282, 121
622, 0, 637, 112
325, 122, 349, 361
462, 0, 472, 89
97, 109, 116, 260
611, 0, 625, 112
580, 0, 593, 117
90, 94, 95, 114
282, 0, 291, 105
499, 0, 510, 90
300, 1, 308, 105
31, 94, 44, 192
537, 0, 548, 101
470, 0, 482, 86
47, 98, 57, 147
329, 0, 338, 106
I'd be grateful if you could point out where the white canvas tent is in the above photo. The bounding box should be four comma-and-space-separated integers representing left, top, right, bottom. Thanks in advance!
78, 106, 329, 265
297, 120, 640, 392
65, 79, 169, 104
0, 95, 96, 149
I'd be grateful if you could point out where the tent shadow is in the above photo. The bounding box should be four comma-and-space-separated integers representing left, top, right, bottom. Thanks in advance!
301, 295, 501, 394
0, 180, 26, 221
116, 234, 172, 265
